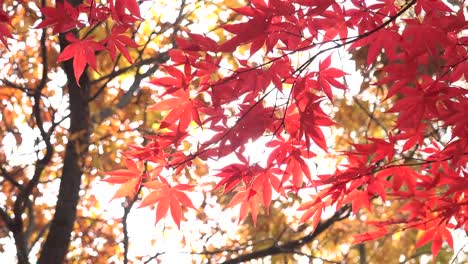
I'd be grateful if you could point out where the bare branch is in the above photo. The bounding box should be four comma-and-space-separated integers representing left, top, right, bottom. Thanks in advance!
0, 206, 14, 230
122, 191, 141, 264
353, 96, 389, 135
221, 205, 352, 264
0, 166, 23, 191
28, 222, 50, 255
143, 252, 165, 264
93, 60, 164, 122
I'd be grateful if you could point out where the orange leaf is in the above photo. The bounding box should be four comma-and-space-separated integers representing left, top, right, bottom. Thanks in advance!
309, 207, 323, 230
415, 228, 437, 249
57, 34, 104, 86
249, 195, 260, 226
112, 177, 139, 199
139, 191, 164, 208
170, 197, 182, 228
173, 191, 195, 209
262, 182, 272, 211
238, 200, 249, 224
227, 191, 247, 208
144, 180, 167, 190
155, 199, 170, 225
352, 227, 388, 244
431, 231, 443, 262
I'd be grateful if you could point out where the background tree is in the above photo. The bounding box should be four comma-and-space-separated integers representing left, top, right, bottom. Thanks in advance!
0, 0, 467, 264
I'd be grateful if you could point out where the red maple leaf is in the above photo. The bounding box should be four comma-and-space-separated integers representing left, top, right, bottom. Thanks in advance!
313, 4, 349, 43
368, 0, 400, 17
317, 55, 347, 102
79, 0, 110, 25
103, 159, 145, 199
110, 0, 141, 25
211, 68, 270, 106
415, 227, 453, 261
267, 139, 315, 188
57, 34, 105, 86
139, 179, 195, 228
178, 31, 218, 52
0, 9, 12, 47
104, 25, 139, 63
350, 27, 401, 67
35, 2, 83, 34
212, 103, 275, 158
378, 167, 416, 193
352, 227, 388, 244
147, 88, 202, 133
414, 0, 452, 15
149, 65, 191, 94
298, 202, 324, 231
226, 187, 262, 225
353, 137, 395, 163
387, 77, 464, 130
218, 3, 270, 52
249, 169, 282, 211
286, 93, 334, 151
214, 163, 258, 193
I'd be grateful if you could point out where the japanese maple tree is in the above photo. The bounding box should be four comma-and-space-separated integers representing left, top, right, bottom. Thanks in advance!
106, 0, 466, 260
1, 0, 467, 262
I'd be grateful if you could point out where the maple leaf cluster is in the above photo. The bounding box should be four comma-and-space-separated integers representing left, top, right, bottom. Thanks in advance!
102, 0, 467, 258
0, 1, 13, 47
22, 0, 467, 259
33, 0, 140, 85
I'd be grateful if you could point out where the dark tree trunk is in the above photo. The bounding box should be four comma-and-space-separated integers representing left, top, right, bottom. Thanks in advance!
12, 228, 29, 264
358, 243, 367, 264
37, 7, 89, 261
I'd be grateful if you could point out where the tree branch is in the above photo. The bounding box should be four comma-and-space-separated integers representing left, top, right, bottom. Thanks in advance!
93, 59, 164, 122
38, 5, 91, 260
222, 205, 351, 264
122, 191, 141, 264
0, 206, 14, 230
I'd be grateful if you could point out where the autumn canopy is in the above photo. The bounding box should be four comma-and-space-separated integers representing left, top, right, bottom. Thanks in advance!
0, 0, 467, 263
